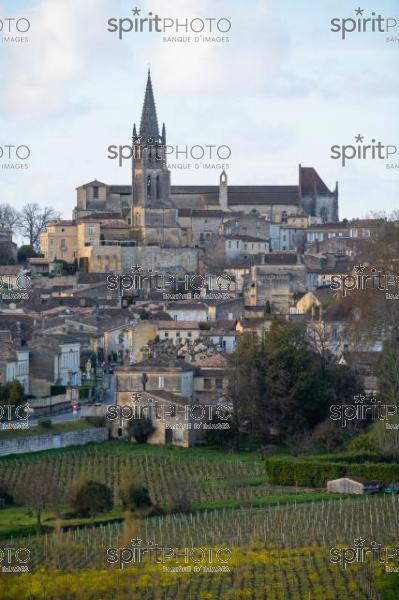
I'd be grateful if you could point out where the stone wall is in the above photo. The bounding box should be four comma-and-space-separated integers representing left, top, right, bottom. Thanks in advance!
0, 427, 108, 457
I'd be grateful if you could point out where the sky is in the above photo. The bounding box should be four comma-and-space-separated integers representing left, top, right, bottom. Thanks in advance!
0, 0, 398, 221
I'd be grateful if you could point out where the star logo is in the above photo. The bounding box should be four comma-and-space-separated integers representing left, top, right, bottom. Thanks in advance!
354, 538, 366, 547
131, 392, 143, 403
131, 264, 142, 274
130, 538, 142, 547
355, 7, 364, 16
132, 7, 141, 16
355, 134, 364, 143
354, 264, 365, 274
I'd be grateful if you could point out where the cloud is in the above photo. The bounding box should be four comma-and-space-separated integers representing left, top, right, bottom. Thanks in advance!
0, 0, 122, 119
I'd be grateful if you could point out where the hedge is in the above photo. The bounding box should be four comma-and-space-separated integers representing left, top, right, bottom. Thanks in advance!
303, 452, 385, 464
50, 385, 66, 396
265, 456, 399, 488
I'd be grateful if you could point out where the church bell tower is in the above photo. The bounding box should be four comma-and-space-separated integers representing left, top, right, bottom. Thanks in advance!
132, 69, 170, 208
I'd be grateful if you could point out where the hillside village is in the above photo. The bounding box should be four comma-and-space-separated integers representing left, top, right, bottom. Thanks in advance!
0, 71, 394, 449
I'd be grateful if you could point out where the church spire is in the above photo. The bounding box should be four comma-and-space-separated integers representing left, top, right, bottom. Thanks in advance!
139, 69, 160, 143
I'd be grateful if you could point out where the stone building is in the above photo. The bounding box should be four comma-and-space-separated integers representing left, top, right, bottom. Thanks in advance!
0, 228, 17, 265
71, 69, 339, 231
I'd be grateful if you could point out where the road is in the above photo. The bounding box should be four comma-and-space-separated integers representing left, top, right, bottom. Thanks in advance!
17, 374, 116, 427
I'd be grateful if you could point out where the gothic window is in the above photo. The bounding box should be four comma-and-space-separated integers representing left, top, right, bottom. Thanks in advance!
147, 174, 152, 199
281, 211, 288, 224
156, 175, 160, 199
320, 207, 328, 223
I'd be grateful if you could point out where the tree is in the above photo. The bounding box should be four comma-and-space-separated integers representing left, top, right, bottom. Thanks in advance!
13, 461, 63, 532
263, 321, 330, 441
166, 476, 193, 513
70, 480, 113, 520
376, 331, 399, 407
342, 220, 399, 407
127, 417, 155, 443
226, 332, 266, 450
205, 415, 237, 449
120, 481, 152, 511
0, 204, 19, 231
264, 300, 272, 315
369, 414, 399, 461
17, 203, 60, 250
310, 418, 345, 452
7, 380, 25, 406
17, 244, 38, 263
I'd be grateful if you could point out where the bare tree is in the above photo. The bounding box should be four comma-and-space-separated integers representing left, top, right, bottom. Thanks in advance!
166, 475, 195, 512
17, 203, 60, 249
0, 203, 20, 231
13, 460, 63, 532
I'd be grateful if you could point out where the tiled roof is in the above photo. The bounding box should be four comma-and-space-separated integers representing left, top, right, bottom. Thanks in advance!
224, 234, 268, 243
300, 167, 333, 195
342, 352, 380, 366
172, 185, 299, 206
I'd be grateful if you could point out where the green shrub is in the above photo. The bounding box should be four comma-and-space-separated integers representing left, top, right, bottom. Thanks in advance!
265, 455, 399, 488
128, 417, 155, 443
125, 485, 152, 510
79, 387, 90, 399
50, 385, 66, 396
306, 451, 383, 464
70, 480, 113, 518
347, 432, 377, 453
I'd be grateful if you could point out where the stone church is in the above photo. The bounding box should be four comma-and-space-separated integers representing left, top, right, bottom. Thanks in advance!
74, 70, 339, 232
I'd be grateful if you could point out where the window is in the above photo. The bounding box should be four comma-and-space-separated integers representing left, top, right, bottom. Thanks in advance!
158, 376, 165, 389
93, 187, 99, 199
164, 332, 168, 338
204, 378, 212, 390
88, 224, 95, 235
187, 331, 192, 337
60, 239, 67, 250
215, 378, 223, 389
176, 332, 180, 338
